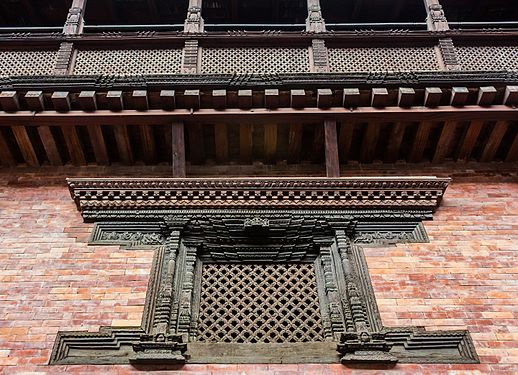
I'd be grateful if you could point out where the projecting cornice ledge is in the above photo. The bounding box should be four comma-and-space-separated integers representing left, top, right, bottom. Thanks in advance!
67, 177, 450, 218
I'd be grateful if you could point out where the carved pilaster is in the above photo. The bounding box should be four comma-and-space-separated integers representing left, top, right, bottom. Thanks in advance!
53, 42, 75, 75
424, 0, 449, 31
306, 0, 326, 33
438, 38, 461, 71
63, 0, 87, 35
181, 40, 200, 74
310, 39, 330, 73
184, 0, 204, 33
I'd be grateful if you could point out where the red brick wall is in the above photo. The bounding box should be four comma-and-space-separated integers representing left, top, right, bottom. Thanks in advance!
0, 167, 516, 374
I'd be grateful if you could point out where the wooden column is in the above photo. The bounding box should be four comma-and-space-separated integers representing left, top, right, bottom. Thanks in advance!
324, 120, 340, 177
423, 0, 449, 31
12, 126, 39, 167
172, 122, 186, 177
63, 0, 87, 34
239, 124, 253, 163
184, 0, 204, 33
306, 0, 326, 32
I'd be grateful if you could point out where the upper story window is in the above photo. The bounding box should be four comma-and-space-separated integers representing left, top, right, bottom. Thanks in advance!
203, 0, 307, 30
0, 0, 71, 30
441, 0, 518, 29
322, 0, 427, 30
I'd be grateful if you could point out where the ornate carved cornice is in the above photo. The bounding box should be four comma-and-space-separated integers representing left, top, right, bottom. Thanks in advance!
67, 177, 450, 215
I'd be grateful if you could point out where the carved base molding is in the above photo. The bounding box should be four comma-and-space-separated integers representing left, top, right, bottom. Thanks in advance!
50, 178, 478, 365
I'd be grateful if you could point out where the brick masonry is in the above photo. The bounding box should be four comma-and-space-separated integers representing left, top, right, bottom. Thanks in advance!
0, 165, 516, 374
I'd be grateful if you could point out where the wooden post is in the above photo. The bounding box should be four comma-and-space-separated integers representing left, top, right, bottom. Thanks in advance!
306, 0, 326, 32
63, 0, 87, 34
184, 0, 204, 33
172, 122, 186, 177
423, 0, 449, 31
324, 120, 340, 177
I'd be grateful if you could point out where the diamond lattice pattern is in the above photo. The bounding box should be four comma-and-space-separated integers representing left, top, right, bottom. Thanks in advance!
197, 263, 325, 343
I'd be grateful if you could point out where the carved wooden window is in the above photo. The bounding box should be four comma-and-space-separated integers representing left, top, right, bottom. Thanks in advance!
51, 178, 479, 366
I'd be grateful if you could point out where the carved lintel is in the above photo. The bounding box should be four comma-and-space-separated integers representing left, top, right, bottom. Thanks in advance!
243, 217, 270, 234
337, 331, 398, 364
184, 6, 204, 33
131, 333, 188, 364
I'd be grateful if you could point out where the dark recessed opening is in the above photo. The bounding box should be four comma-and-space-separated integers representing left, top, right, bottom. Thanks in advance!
442, 0, 518, 23
84, 0, 187, 26
0, 0, 71, 28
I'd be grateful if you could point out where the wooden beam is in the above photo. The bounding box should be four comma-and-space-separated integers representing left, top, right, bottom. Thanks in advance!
457, 120, 484, 161
450, 87, 469, 107
264, 124, 277, 162
61, 125, 86, 166
78, 91, 97, 111
398, 88, 416, 108
384, 122, 406, 162
238, 90, 252, 109
371, 88, 389, 108
12, 126, 39, 167
504, 86, 518, 105
25, 91, 44, 111
0, 106, 516, 125
432, 121, 457, 163
212, 90, 227, 109
424, 87, 442, 107
214, 123, 229, 163
184, 90, 200, 109
106, 91, 124, 111
239, 123, 253, 163
140, 125, 156, 164
477, 87, 497, 106
171, 122, 186, 177
188, 123, 205, 164
290, 90, 306, 108
317, 89, 334, 109
0, 130, 16, 166
51, 92, 71, 112
338, 122, 354, 163
480, 121, 508, 162
311, 123, 325, 163
132, 90, 149, 111
113, 125, 133, 164
0, 91, 20, 111
505, 131, 518, 162
37, 126, 62, 166
361, 123, 380, 163
87, 124, 109, 165
324, 120, 340, 177
409, 122, 432, 162
343, 88, 360, 108
265, 89, 280, 109
287, 124, 302, 163
160, 90, 176, 110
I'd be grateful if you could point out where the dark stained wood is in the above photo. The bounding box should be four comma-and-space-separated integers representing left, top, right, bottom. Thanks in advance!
212, 90, 227, 109
317, 89, 333, 109
398, 88, 415, 107
188, 123, 205, 164
390, 0, 405, 19
361, 123, 380, 163
25, 91, 44, 111
505, 131, 518, 162
371, 88, 388, 108
480, 121, 508, 162
51, 92, 71, 112
239, 123, 253, 163
432, 121, 457, 163
139, 125, 156, 164
214, 123, 229, 163
133, 91, 149, 110
384, 122, 406, 162
424, 87, 442, 107
238, 90, 252, 109
265, 89, 280, 109
290, 90, 306, 108
343, 88, 360, 108
171, 122, 186, 177
160, 90, 176, 110
184, 90, 200, 109
0, 130, 16, 166
450, 87, 469, 107
113, 125, 133, 164
287, 124, 302, 163
87, 125, 109, 165
37, 126, 62, 166
457, 120, 484, 161
78, 91, 97, 111
61, 125, 86, 166
11, 126, 39, 167
338, 122, 354, 162
311, 123, 325, 163
504, 86, 518, 105
324, 120, 340, 177
264, 123, 278, 162
0, 91, 20, 111
106, 91, 124, 111
409, 122, 432, 162
477, 87, 497, 106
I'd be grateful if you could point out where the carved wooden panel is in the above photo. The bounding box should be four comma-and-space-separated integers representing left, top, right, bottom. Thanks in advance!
196, 263, 325, 343
328, 47, 440, 73
73, 49, 182, 75
456, 46, 518, 71
200, 47, 310, 74
0, 50, 58, 77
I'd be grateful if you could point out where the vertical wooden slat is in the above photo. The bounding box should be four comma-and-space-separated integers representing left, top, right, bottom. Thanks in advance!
457, 121, 484, 161
505, 131, 518, 162
264, 124, 278, 162
214, 123, 229, 163
480, 121, 508, 162
172, 122, 186, 177
12, 126, 39, 167
311, 123, 325, 163
338, 122, 354, 163
384, 122, 406, 163
87, 125, 109, 165
287, 124, 302, 163
0, 129, 16, 166
61, 125, 86, 166
409, 122, 432, 162
188, 123, 205, 164
140, 125, 156, 164
113, 125, 133, 165
239, 123, 253, 163
37, 126, 62, 166
432, 121, 457, 163
360, 123, 379, 163
324, 120, 340, 177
